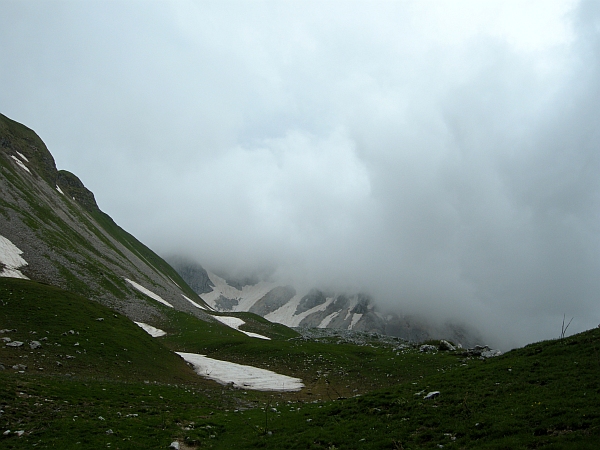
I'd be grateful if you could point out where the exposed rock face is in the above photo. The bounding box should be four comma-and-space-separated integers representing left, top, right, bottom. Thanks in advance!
295, 289, 327, 315
214, 295, 239, 311
166, 257, 214, 295
249, 286, 296, 316
173, 262, 483, 347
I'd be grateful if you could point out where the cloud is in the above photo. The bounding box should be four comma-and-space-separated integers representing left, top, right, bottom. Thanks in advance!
1, 0, 598, 349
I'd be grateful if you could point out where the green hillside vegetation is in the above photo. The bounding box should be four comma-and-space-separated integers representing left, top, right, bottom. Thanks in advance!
2, 277, 599, 449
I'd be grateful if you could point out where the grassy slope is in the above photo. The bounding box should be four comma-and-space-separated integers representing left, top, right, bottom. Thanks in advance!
3, 280, 599, 449
0, 278, 200, 384
87, 208, 203, 302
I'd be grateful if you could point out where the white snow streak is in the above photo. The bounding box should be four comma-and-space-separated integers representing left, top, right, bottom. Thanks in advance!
176, 352, 303, 391
182, 294, 209, 310
318, 310, 340, 328
134, 321, 166, 337
213, 315, 271, 340
56, 185, 64, 195
16, 151, 29, 162
124, 278, 174, 308
0, 235, 29, 279
200, 271, 278, 312
10, 155, 30, 173
349, 313, 363, 330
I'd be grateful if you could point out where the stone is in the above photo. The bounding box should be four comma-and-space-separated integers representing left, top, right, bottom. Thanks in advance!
6, 341, 23, 347
29, 340, 42, 349
438, 340, 456, 351
12, 364, 26, 370
419, 344, 437, 353
423, 391, 440, 400
169, 442, 180, 449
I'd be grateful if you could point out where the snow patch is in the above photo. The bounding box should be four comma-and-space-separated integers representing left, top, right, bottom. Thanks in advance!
177, 352, 303, 391
318, 310, 340, 328
56, 185, 64, 195
124, 278, 173, 308
213, 315, 271, 340
349, 313, 363, 330
200, 271, 279, 312
10, 155, 30, 173
182, 294, 209, 310
0, 235, 29, 279
16, 151, 29, 162
134, 321, 166, 337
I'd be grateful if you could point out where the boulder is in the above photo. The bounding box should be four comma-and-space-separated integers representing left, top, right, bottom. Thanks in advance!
438, 340, 456, 351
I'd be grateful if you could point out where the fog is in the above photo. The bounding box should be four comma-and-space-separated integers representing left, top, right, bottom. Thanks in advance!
1, 0, 599, 349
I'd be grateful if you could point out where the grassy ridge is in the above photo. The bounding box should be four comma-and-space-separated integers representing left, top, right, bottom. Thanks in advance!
0, 278, 199, 384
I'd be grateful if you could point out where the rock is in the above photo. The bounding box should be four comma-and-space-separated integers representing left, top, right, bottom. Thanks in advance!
438, 340, 456, 351
169, 442, 180, 449
462, 345, 501, 358
12, 364, 26, 370
3, 430, 10, 436
15, 430, 24, 437
481, 349, 502, 358
6, 341, 23, 347
1, 337, 10, 343
0, 364, 5, 370
106, 429, 113, 435
423, 391, 440, 400
419, 344, 437, 353
29, 340, 42, 349
96, 317, 104, 321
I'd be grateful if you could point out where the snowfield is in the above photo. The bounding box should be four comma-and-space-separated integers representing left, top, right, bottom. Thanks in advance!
213, 315, 271, 340
125, 278, 174, 308
0, 234, 29, 279
176, 352, 304, 391
134, 321, 167, 337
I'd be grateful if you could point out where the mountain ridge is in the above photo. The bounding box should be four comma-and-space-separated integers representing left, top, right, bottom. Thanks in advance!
171, 260, 482, 347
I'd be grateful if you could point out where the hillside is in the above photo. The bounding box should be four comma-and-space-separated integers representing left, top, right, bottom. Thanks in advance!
1, 276, 599, 448
0, 113, 273, 336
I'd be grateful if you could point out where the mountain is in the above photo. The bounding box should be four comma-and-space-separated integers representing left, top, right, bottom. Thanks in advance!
169, 258, 482, 348
2, 113, 599, 448
0, 113, 272, 335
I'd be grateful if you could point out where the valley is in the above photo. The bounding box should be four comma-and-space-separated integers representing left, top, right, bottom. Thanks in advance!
1, 113, 599, 448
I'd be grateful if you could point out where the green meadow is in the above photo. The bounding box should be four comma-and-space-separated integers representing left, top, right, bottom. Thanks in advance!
1, 277, 599, 449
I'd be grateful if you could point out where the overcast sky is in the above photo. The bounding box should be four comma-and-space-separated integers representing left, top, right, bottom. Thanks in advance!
2, 0, 599, 349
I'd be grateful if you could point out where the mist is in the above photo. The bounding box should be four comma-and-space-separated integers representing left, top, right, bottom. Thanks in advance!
1, 0, 599, 349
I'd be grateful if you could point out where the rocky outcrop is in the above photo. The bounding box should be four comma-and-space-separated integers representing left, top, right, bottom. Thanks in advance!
249, 286, 296, 316
166, 257, 214, 295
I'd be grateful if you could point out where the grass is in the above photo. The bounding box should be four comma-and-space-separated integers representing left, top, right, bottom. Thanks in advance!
3, 278, 599, 448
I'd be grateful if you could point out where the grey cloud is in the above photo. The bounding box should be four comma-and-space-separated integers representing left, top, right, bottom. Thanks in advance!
1, 0, 598, 349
